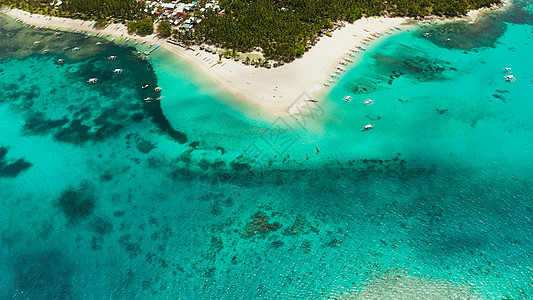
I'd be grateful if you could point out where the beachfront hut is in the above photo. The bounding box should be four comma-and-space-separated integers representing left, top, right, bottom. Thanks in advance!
161, 3, 176, 10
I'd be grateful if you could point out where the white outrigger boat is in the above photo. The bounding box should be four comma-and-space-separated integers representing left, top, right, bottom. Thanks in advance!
113, 68, 123, 74
363, 124, 374, 131
154, 87, 162, 92
504, 67, 511, 73
505, 74, 516, 82
343, 95, 353, 102
364, 99, 374, 105
108, 55, 117, 60
88, 78, 98, 84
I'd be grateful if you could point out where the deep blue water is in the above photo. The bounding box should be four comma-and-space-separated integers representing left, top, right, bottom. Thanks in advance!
1, 1, 533, 298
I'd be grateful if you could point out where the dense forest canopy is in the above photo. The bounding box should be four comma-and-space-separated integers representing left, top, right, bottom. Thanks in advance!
0, 0, 145, 20
194, 0, 499, 60
1, 0, 500, 60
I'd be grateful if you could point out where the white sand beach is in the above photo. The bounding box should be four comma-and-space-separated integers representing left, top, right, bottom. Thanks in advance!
3, 9, 412, 116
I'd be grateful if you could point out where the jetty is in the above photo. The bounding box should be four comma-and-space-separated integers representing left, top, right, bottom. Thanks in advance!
134, 45, 160, 60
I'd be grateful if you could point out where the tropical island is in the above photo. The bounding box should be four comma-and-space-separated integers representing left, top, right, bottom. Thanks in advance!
1, 0, 504, 115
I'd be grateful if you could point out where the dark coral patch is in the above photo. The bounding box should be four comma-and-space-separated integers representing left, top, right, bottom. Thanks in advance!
0, 146, 32, 178
13, 250, 72, 299
56, 185, 95, 223
245, 211, 282, 237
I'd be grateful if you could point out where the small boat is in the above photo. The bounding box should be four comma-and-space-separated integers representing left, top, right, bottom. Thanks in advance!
111, 38, 116, 42
323, 83, 330, 87
34, 41, 40, 45
149, 43, 155, 47
88, 78, 98, 84
364, 99, 374, 105
142, 84, 149, 89
144, 97, 153, 102
125, 38, 130, 42
504, 67, 511, 73
156, 96, 164, 101
72, 47, 80, 52
343, 96, 353, 102
505, 74, 516, 82
42, 49, 49, 54
423, 32, 430, 37
142, 41, 147, 44
62, 46, 70, 51
113, 68, 123, 74
108, 56, 117, 60
445, 38, 451, 42
336, 66, 346, 71
95, 42, 103, 46
307, 99, 318, 103
344, 58, 353, 63
134, 41, 139, 45
363, 124, 374, 131
154, 87, 162, 92
57, 59, 64, 64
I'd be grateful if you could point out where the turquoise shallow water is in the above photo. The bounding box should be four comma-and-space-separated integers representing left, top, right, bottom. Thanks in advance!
1, 1, 533, 298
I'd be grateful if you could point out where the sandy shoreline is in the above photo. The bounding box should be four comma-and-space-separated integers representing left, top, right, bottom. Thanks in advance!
1, 6, 504, 116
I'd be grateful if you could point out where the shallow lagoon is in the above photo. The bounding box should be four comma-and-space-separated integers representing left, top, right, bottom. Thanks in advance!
1, 2, 533, 298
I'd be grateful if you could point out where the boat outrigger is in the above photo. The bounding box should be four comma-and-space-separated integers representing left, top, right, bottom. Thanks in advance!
88, 78, 98, 84
504, 67, 511, 73
362, 124, 374, 131
343, 96, 353, 102
108, 56, 117, 60
364, 99, 374, 105
154, 87, 162, 92
113, 69, 123, 74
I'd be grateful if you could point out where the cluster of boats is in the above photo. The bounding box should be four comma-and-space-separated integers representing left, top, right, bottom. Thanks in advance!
324, 31, 392, 87
504, 67, 516, 82
342, 96, 375, 131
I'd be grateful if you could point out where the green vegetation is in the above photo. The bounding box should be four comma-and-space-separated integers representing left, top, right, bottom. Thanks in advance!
157, 21, 172, 37
128, 17, 154, 35
1, 0, 500, 61
193, 0, 499, 60
0, 0, 145, 20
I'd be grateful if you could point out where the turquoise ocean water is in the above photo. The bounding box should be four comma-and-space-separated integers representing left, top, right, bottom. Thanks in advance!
1, 1, 533, 298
